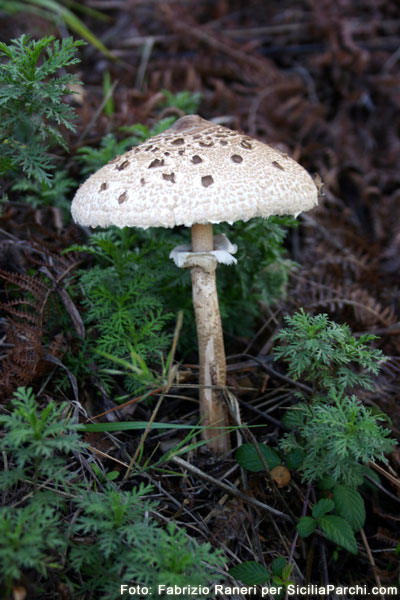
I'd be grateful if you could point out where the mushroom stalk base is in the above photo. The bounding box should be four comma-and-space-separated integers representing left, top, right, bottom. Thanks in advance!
191, 223, 231, 453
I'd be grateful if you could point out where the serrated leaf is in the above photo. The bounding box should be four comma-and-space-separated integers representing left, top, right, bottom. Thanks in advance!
271, 556, 287, 577
286, 448, 304, 470
296, 516, 316, 538
236, 443, 281, 472
312, 498, 334, 519
333, 485, 365, 531
229, 562, 271, 585
281, 564, 293, 581
318, 515, 358, 554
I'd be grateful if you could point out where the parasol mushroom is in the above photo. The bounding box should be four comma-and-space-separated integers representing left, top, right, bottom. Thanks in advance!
71, 115, 318, 453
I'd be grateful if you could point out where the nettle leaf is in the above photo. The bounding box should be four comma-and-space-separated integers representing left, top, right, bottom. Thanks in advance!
296, 517, 316, 538
229, 561, 271, 585
281, 563, 293, 581
271, 557, 287, 577
333, 485, 366, 531
318, 515, 358, 555
236, 443, 281, 472
312, 498, 334, 519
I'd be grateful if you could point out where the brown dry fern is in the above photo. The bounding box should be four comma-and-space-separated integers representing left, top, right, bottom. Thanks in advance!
0, 249, 82, 400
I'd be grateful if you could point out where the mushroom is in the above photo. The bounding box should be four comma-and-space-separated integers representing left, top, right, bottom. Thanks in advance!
71, 115, 318, 453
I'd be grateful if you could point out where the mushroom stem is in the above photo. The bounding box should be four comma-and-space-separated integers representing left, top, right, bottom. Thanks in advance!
190, 223, 231, 453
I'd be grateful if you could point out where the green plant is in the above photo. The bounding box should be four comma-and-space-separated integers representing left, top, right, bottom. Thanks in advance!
319, 479, 366, 531
76, 92, 200, 180
0, 386, 86, 491
236, 442, 281, 471
0, 386, 84, 592
297, 498, 358, 555
273, 310, 395, 487
266, 310, 396, 557
280, 390, 394, 487
0, 387, 225, 598
159, 89, 202, 114
273, 308, 385, 393
11, 169, 76, 211
102, 69, 115, 116
67, 228, 174, 396
71, 487, 225, 598
0, 34, 84, 183
0, 503, 67, 591
229, 557, 293, 596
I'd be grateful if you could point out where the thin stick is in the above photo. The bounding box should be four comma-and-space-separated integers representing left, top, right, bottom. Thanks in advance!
170, 455, 292, 523
360, 528, 385, 600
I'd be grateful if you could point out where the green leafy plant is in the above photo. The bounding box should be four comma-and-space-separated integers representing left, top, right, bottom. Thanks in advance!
0, 386, 86, 491
319, 479, 366, 531
236, 441, 304, 474
297, 498, 358, 555
273, 310, 395, 487
229, 557, 293, 597
236, 442, 281, 472
76, 93, 200, 177
0, 387, 225, 598
0, 34, 85, 183
159, 89, 202, 114
0, 386, 85, 592
269, 310, 396, 556
77, 132, 135, 176
67, 228, 174, 396
273, 308, 385, 392
280, 390, 394, 487
121, 117, 177, 144
71, 487, 224, 598
0, 503, 67, 590
102, 69, 115, 116
11, 169, 76, 211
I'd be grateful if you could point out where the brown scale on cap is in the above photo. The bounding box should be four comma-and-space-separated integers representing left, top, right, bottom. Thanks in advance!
240, 139, 253, 150
148, 158, 164, 169
116, 160, 129, 171
201, 175, 214, 187
199, 139, 214, 147
162, 173, 176, 183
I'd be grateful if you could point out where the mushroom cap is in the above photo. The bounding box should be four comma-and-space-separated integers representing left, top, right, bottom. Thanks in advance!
71, 115, 318, 229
